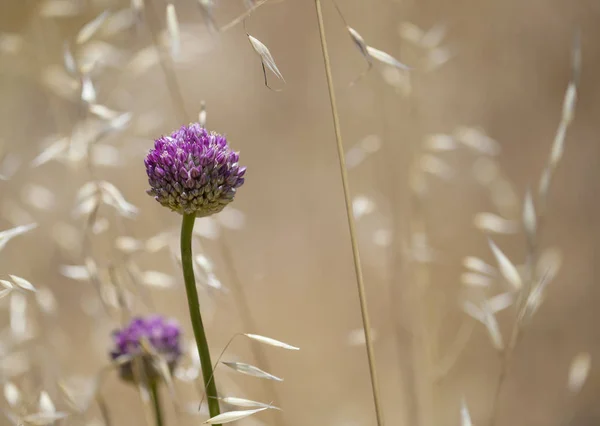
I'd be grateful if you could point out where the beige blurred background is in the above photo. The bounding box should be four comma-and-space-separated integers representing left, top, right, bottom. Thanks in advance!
1, 0, 600, 425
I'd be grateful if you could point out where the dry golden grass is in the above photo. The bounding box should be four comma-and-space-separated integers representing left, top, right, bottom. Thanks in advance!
0, 1, 599, 426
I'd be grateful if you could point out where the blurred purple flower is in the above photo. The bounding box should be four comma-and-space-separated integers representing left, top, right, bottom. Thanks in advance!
110, 315, 182, 382
145, 124, 246, 217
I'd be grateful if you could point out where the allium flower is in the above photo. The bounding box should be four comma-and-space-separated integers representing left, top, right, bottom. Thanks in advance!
145, 124, 246, 217
110, 315, 182, 382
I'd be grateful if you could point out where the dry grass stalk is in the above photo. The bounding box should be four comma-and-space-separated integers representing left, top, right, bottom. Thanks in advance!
313, 0, 385, 424
488, 31, 581, 426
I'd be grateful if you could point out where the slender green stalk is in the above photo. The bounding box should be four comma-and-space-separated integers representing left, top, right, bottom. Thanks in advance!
313, 1, 384, 425
181, 213, 221, 424
149, 381, 164, 426
96, 393, 113, 426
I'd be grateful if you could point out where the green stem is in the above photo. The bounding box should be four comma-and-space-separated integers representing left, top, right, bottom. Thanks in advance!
149, 380, 163, 426
181, 213, 221, 424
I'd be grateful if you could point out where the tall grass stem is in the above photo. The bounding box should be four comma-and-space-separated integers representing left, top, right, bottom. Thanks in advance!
313, 1, 384, 424
149, 380, 164, 426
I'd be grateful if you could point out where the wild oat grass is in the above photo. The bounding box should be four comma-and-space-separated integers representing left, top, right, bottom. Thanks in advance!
0, 1, 595, 426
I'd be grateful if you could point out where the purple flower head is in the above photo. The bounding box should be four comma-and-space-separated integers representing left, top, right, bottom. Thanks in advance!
110, 315, 182, 383
145, 124, 246, 217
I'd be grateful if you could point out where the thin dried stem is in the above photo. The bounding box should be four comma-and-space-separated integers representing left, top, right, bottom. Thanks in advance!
489, 31, 580, 426
27, 3, 72, 143
218, 239, 285, 425
313, 1, 384, 424
145, 1, 189, 121
407, 190, 435, 426
219, 0, 272, 32
434, 319, 475, 381
196, 330, 290, 411
400, 42, 435, 426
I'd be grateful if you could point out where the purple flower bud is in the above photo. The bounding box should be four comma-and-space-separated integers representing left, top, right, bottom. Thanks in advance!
145, 124, 246, 217
190, 166, 202, 178
109, 315, 182, 383
200, 173, 209, 186
215, 151, 227, 165
145, 125, 246, 216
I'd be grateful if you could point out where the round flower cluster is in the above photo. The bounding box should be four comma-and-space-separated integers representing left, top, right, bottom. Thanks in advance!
110, 315, 182, 382
145, 123, 246, 217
